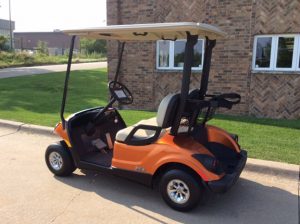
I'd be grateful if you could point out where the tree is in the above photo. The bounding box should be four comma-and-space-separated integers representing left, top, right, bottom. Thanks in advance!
37, 41, 49, 55
0, 36, 9, 51
80, 38, 106, 55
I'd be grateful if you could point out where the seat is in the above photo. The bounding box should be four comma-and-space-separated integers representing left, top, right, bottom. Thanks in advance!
116, 93, 179, 144
115, 117, 159, 142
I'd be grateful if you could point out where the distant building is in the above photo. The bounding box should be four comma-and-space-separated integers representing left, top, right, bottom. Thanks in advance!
14, 31, 80, 55
0, 18, 15, 37
0, 18, 15, 48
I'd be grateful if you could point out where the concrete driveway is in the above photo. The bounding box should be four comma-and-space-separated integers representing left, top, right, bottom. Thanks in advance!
0, 62, 107, 79
0, 125, 298, 224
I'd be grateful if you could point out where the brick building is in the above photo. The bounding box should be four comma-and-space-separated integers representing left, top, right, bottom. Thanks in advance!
0, 19, 15, 37
14, 31, 80, 55
107, 0, 300, 119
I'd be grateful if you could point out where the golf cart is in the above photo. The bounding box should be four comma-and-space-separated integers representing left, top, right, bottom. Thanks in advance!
45, 22, 247, 211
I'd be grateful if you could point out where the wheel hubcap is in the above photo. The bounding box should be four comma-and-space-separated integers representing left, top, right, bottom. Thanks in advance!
167, 179, 190, 204
49, 152, 63, 170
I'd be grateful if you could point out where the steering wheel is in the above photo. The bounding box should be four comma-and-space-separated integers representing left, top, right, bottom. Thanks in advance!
108, 81, 133, 105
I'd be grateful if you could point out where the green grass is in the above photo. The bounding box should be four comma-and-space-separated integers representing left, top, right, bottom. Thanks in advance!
0, 68, 299, 164
209, 115, 300, 164
0, 68, 154, 126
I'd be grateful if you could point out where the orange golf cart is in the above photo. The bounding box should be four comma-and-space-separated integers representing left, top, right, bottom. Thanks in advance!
45, 22, 247, 211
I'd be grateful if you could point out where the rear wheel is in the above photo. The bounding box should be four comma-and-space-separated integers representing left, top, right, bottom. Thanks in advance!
45, 142, 76, 176
159, 169, 203, 211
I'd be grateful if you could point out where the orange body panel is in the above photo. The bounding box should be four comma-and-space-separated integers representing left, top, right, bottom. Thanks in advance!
112, 125, 240, 182
55, 120, 240, 182
54, 122, 71, 147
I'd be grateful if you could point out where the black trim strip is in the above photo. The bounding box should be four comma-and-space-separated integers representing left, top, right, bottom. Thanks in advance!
77, 160, 152, 187
112, 167, 153, 186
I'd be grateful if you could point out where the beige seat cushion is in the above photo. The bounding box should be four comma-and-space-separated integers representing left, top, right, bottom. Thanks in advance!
115, 117, 164, 142
136, 117, 158, 126
116, 93, 179, 143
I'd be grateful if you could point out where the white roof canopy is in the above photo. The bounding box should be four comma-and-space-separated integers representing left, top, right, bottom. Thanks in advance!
63, 22, 226, 41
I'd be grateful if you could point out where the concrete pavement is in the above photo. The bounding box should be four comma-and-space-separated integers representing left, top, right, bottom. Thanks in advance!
0, 125, 299, 224
0, 62, 107, 79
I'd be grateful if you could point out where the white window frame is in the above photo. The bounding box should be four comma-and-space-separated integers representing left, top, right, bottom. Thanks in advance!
252, 35, 275, 71
252, 34, 300, 72
156, 39, 204, 71
296, 36, 300, 71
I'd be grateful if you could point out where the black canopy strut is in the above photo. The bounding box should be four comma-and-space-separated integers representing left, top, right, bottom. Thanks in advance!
170, 35, 216, 135
199, 37, 216, 99
171, 32, 198, 135
114, 42, 125, 83
60, 35, 76, 129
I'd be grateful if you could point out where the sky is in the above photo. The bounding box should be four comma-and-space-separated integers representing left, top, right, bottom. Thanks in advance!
0, 0, 106, 32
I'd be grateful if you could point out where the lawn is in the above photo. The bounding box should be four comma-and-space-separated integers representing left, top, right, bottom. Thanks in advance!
0, 68, 299, 164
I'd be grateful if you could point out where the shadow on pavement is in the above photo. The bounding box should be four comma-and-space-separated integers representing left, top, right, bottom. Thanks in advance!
54, 169, 298, 224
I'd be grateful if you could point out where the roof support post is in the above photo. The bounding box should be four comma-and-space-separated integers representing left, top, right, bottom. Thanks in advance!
199, 37, 216, 99
113, 42, 125, 82
171, 32, 198, 135
60, 35, 76, 129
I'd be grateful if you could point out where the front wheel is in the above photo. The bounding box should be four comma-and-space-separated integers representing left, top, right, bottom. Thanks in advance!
45, 142, 76, 176
159, 170, 204, 211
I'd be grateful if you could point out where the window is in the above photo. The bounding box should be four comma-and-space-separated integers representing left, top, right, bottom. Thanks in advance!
253, 34, 300, 71
158, 41, 170, 68
276, 37, 294, 68
254, 37, 272, 69
157, 39, 204, 70
297, 37, 300, 71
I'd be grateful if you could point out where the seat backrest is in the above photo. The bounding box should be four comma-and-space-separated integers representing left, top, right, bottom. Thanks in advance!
156, 93, 179, 128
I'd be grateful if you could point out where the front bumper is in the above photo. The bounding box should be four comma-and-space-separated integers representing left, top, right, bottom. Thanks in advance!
207, 150, 247, 193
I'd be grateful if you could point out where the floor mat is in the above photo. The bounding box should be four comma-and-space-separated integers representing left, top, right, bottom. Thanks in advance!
81, 150, 113, 167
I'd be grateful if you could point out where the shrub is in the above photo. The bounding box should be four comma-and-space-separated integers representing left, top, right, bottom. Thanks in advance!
37, 41, 49, 55
0, 36, 9, 51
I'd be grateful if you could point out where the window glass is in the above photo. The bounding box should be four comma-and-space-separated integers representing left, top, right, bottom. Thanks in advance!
276, 37, 294, 68
174, 40, 203, 68
174, 41, 185, 67
158, 41, 169, 67
193, 40, 203, 67
255, 37, 272, 68
157, 39, 204, 70
298, 37, 300, 69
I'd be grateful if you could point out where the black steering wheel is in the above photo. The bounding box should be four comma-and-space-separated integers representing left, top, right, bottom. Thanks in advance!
108, 81, 133, 105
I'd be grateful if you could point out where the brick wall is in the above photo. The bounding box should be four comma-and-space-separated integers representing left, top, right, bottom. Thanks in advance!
107, 0, 300, 119
249, 0, 300, 119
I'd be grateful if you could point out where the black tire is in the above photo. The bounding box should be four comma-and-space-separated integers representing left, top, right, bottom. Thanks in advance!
159, 169, 204, 212
45, 141, 76, 176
